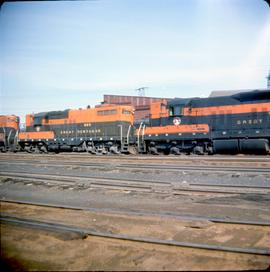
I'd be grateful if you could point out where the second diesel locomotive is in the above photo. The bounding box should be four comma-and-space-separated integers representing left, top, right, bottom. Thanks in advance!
140, 89, 270, 155
2, 89, 270, 155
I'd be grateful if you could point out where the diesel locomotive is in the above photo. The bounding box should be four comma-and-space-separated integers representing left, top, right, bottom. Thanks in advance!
1, 89, 270, 155
18, 104, 135, 154
140, 89, 270, 155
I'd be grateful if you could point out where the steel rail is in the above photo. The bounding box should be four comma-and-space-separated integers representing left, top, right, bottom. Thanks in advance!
0, 174, 248, 195
0, 156, 270, 168
118, 164, 270, 173
0, 160, 107, 167
189, 183, 270, 189
0, 170, 170, 186
1, 215, 269, 256
0, 173, 153, 192
0, 174, 224, 195
1, 159, 270, 174
1, 153, 270, 162
172, 187, 268, 194
1, 171, 270, 194
1, 199, 270, 226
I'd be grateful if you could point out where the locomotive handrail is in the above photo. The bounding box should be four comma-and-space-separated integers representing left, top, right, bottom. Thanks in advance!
118, 124, 123, 148
126, 125, 131, 145
7, 130, 12, 146
3, 128, 6, 149
142, 124, 145, 142
14, 130, 19, 147
137, 122, 143, 152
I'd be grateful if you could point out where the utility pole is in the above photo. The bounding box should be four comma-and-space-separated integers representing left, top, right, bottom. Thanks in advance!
136, 87, 148, 96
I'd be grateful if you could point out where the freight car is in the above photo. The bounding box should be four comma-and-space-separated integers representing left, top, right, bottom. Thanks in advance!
18, 104, 135, 154
139, 90, 270, 155
0, 115, 20, 152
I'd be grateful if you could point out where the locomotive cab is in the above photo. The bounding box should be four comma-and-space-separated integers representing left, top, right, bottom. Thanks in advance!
167, 98, 198, 119
168, 99, 191, 117
169, 103, 184, 117
167, 98, 197, 127
142, 99, 210, 155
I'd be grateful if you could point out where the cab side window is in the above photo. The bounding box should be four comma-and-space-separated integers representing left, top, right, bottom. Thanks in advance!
169, 107, 174, 116
170, 106, 183, 116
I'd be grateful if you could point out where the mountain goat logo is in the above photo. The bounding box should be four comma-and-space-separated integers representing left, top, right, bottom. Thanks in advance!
173, 117, 181, 126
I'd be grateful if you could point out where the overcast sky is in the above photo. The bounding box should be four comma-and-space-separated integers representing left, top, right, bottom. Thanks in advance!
0, 0, 270, 121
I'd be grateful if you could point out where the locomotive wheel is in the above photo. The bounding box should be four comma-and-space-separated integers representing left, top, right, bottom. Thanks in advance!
39, 145, 48, 153
127, 145, 138, 155
87, 146, 97, 154
149, 146, 159, 155
0, 147, 7, 153
207, 146, 214, 155
33, 146, 41, 153
170, 146, 180, 155
109, 145, 120, 154
95, 145, 107, 155
28, 145, 37, 153
193, 145, 204, 155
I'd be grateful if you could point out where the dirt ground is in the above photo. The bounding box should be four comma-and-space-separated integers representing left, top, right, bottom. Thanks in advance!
1, 202, 270, 271
1, 154, 270, 271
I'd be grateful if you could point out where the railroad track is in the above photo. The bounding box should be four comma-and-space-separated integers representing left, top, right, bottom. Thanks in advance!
2, 199, 270, 226
1, 215, 269, 256
1, 159, 270, 174
1, 171, 270, 194
1, 153, 270, 163
1, 202, 270, 256
1, 154, 270, 171
118, 163, 270, 174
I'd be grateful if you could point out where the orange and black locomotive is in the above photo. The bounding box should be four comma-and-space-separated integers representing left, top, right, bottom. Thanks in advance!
1, 89, 270, 155
140, 90, 270, 154
18, 104, 135, 154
